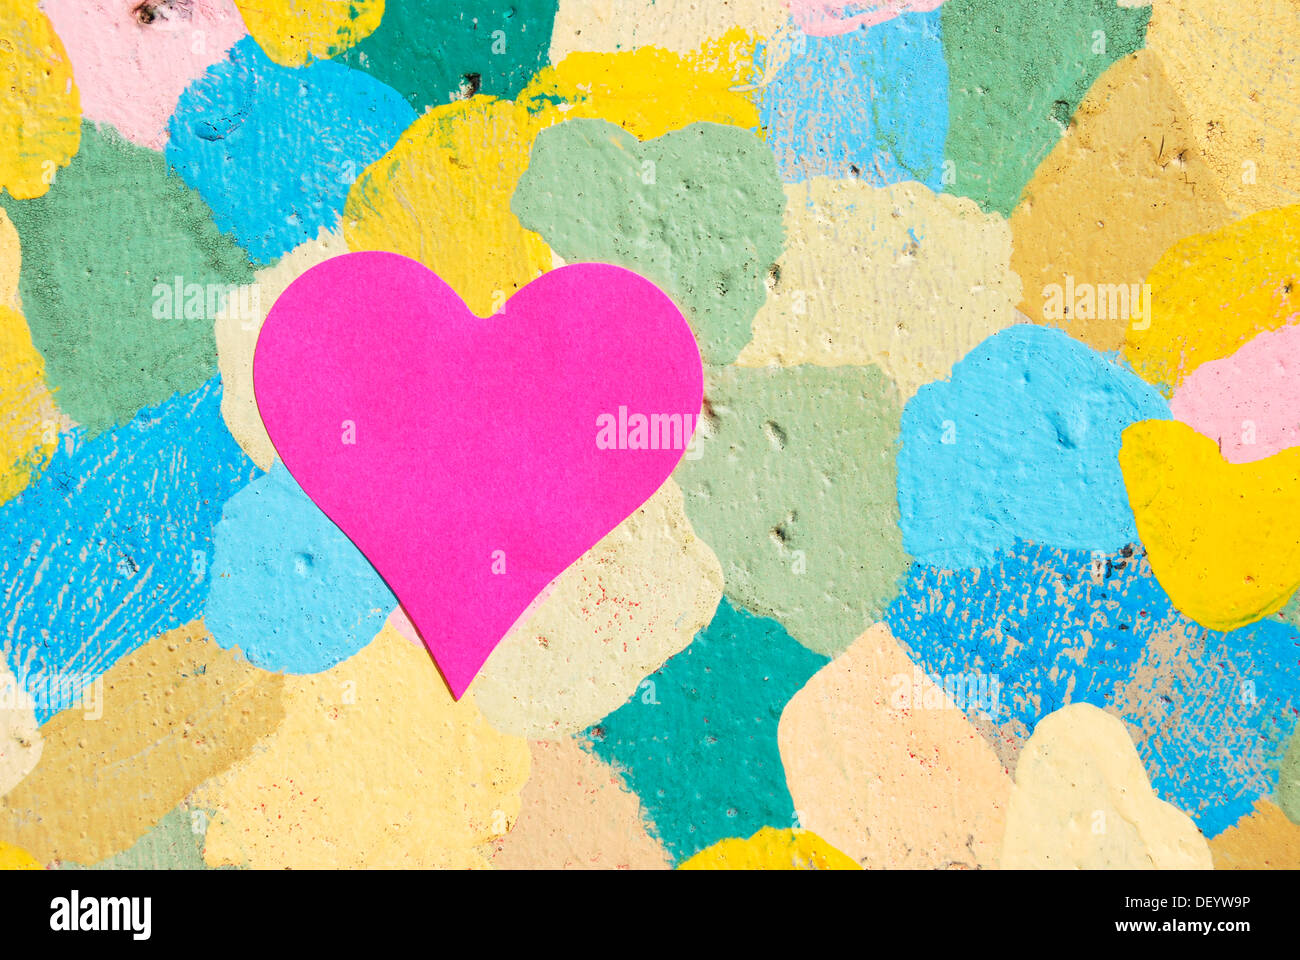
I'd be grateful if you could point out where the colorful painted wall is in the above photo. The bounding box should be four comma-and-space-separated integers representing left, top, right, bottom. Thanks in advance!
1, 0, 1298, 871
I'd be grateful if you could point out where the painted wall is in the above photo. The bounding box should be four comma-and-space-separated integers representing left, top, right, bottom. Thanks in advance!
0, 0, 1298, 870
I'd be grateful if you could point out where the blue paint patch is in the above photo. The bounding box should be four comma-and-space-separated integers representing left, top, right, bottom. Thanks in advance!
898, 324, 1170, 570
885, 541, 1300, 836
205, 462, 395, 674
758, 11, 948, 188
584, 597, 828, 863
167, 36, 416, 264
0, 380, 258, 723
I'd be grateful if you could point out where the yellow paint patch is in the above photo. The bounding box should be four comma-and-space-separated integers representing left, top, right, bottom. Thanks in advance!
234, 0, 384, 66
344, 32, 759, 316
344, 96, 558, 317
217, 226, 348, 469
1010, 50, 1234, 352
0, 305, 58, 505
0, 0, 81, 199
522, 27, 761, 140
738, 178, 1022, 400
194, 624, 530, 868
0, 207, 20, 307
550, 0, 787, 59
1123, 205, 1299, 391
0, 659, 41, 800
1147, 0, 1300, 217
475, 480, 722, 739
491, 739, 671, 869
677, 827, 859, 870
0, 621, 285, 865
1001, 704, 1212, 869
0, 840, 40, 869
1120, 419, 1300, 630
1209, 799, 1300, 869
778, 623, 1011, 868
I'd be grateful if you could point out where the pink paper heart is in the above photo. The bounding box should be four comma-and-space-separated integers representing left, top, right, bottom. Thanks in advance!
253, 253, 703, 697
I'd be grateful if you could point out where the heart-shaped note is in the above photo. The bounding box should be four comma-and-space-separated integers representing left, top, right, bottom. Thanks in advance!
253, 252, 703, 697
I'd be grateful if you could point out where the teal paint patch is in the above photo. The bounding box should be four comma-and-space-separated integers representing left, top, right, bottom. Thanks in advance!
334, 0, 558, 111
584, 597, 828, 863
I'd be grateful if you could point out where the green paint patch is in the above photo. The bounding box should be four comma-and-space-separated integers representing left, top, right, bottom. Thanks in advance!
335, 0, 558, 111
942, 0, 1150, 216
1280, 728, 1300, 825
673, 364, 909, 657
6, 122, 253, 435
59, 805, 229, 870
513, 118, 785, 365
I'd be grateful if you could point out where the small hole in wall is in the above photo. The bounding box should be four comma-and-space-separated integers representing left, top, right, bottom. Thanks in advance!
460, 73, 483, 98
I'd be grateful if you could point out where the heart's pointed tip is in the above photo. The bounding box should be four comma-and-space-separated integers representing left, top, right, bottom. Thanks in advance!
428, 650, 484, 703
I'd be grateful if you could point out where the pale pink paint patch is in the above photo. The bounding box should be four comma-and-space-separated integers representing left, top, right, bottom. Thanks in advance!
386, 607, 423, 647
1170, 322, 1300, 464
255, 254, 703, 698
785, 0, 947, 36
43, 0, 247, 150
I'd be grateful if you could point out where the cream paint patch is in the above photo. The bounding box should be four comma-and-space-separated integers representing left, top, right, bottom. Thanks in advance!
1146, 0, 1300, 216
0, 621, 284, 865
1001, 703, 1213, 869
474, 480, 723, 739
491, 739, 671, 869
0, 659, 40, 800
194, 624, 530, 868
549, 0, 788, 59
779, 623, 1010, 868
215, 226, 348, 469
737, 177, 1022, 399
1010, 50, 1234, 352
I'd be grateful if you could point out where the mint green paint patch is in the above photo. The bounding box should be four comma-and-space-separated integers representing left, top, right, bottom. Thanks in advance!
59, 806, 229, 870
6, 122, 253, 435
942, 0, 1150, 216
672, 364, 909, 657
1272, 591, 1300, 631
334, 0, 557, 110
1280, 728, 1300, 825
512, 119, 785, 366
